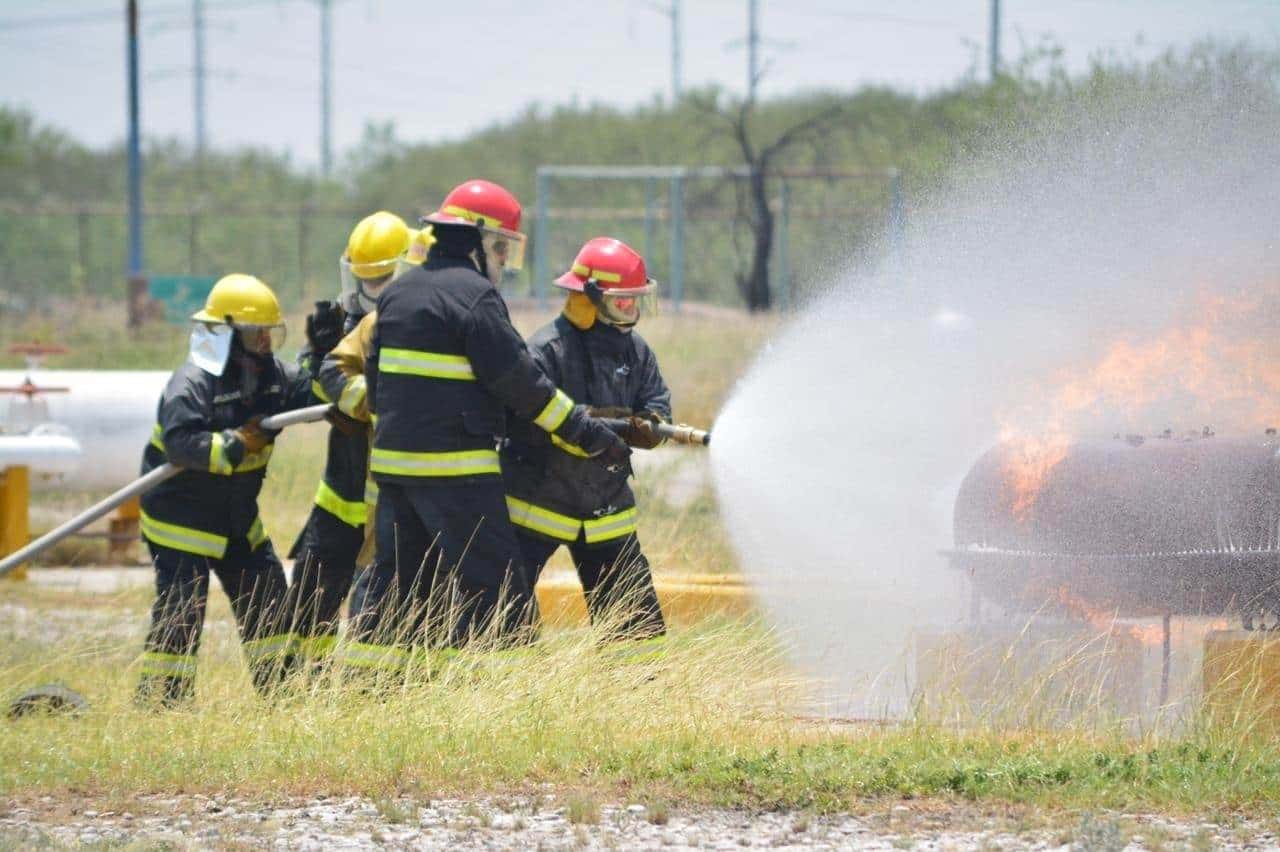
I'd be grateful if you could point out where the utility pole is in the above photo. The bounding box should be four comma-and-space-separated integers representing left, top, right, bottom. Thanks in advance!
746, 0, 759, 101
192, 0, 206, 164
319, 0, 332, 176
989, 0, 1000, 81
126, 0, 146, 326
671, 0, 682, 101
645, 1, 681, 103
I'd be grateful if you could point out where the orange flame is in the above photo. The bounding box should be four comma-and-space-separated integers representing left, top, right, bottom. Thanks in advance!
1052, 585, 1169, 647
998, 285, 1280, 518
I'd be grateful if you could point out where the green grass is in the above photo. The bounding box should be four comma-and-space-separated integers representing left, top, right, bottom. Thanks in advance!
4, 581, 1280, 814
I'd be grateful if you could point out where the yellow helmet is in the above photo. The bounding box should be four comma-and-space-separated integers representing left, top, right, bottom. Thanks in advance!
191, 274, 282, 326
346, 211, 411, 279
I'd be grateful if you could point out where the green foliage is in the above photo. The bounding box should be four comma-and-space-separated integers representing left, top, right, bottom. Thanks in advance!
1, 41, 1275, 309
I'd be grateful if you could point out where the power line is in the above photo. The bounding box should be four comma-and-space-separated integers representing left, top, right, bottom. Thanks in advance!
0, 0, 294, 32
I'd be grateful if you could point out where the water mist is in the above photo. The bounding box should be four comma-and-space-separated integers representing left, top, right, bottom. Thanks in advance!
710, 54, 1280, 718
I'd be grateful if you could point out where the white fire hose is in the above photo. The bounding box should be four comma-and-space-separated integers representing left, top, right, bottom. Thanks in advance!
0, 404, 333, 578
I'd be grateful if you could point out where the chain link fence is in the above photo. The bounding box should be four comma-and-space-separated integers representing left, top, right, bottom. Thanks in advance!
0, 170, 903, 317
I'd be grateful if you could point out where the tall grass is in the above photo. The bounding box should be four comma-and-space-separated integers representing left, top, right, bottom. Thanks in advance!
5, 579, 1280, 811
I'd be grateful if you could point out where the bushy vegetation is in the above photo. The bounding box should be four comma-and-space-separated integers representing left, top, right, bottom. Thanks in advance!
4, 42, 1273, 307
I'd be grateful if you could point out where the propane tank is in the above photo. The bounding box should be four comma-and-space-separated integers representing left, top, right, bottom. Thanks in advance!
0, 371, 169, 490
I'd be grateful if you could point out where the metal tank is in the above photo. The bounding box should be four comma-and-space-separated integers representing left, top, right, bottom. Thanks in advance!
0, 370, 169, 490
950, 433, 1280, 622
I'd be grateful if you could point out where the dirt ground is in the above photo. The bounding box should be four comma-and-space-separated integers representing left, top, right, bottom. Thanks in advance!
0, 793, 1272, 850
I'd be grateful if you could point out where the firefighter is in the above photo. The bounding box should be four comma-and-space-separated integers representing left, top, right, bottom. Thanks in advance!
282, 211, 425, 666
356, 179, 630, 670
135, 274, 317, 705
502, 237, 669, 641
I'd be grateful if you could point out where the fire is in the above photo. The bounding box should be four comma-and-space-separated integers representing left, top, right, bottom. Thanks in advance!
998, 433, 1069, 520
998, 285, 1280, 518
1052, 585, 1168, 647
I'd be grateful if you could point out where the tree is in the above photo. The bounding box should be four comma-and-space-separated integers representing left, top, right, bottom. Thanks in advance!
691, 86, 848, 311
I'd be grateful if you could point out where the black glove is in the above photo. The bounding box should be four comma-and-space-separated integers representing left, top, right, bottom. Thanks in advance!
305, 300, 345, 360
576, 416, 632, 468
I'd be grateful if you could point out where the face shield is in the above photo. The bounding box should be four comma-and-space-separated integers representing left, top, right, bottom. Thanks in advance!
340, 253, 400, 315
233, 322, 287, 356
480, 226, 526, 276
588, 279, 659, 330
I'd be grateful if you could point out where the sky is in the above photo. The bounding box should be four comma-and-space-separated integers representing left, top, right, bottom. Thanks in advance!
1, 0, 1277, 169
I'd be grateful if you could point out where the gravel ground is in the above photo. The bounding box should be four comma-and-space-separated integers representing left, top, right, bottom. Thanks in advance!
0, 794, 1274, 850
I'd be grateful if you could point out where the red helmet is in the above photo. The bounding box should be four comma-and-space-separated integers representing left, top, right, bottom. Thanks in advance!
423, 179, 525, 273
554, 237, 656, 295
425, 179, 522, 233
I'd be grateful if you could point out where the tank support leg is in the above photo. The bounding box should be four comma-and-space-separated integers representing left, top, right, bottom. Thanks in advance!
1159, 612, 1172, 707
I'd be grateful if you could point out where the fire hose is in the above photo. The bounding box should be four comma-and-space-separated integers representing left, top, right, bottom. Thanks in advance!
600, 418, 712, 447
0, 404, 333, 579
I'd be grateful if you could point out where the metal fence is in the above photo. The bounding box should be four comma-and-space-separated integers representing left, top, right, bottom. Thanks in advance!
0, 171, 903, 315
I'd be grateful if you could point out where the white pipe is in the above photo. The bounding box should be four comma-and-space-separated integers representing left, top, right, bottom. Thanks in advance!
0, 370, 168, 490
0, 404, 332, 578
0, 430, 82, 478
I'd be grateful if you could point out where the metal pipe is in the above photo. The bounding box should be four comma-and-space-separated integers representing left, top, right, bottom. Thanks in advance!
600, 418, 710, 446
0, 404, 332, 578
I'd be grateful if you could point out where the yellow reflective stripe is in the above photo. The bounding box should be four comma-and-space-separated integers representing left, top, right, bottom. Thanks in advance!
247, 516, 268, 550
379, 347, 476, 381
534, 389, 574, 432
370, 447, 500, 478
139, 651, 197, 678
314, 480, 367, 527
311, 379, 332, 403
505, 496, 581, 542
337, 642, 409, 670
583, 507, 639, 544
242, 633, 296, 663
609, 635, 667, 665
550, 434, 592, 458
299, 635, 338, 659
140, 509, 228, 558
364, 478, 379, 506
571, 262, 623, 283
338, 375, 367, 416
150, 425, 269, 473
208, 432, 233, 475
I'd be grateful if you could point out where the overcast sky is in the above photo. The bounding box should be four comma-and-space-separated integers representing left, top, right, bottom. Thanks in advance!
1, 0, 1277, 169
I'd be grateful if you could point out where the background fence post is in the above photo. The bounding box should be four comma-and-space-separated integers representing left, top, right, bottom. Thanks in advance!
297, 207, 310, 301
775, 180, 791, 310
888, 168, 905, 275
668, 169, 685, 312
643, 176, 657, 266
188, 211, 199, 275
534, 168, 550, 309
76, 208, 90, 297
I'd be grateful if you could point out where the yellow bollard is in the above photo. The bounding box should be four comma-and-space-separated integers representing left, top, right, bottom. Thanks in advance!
534, 572, 754, 629
1203, 629, 1280, 729
0, 465, 30, 580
